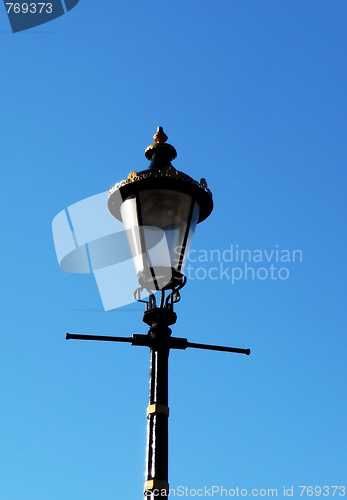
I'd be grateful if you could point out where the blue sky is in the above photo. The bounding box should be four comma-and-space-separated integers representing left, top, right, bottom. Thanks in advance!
0, 1, 346, 499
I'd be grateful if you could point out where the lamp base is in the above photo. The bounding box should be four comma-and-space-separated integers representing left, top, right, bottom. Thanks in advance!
143, 307, 177, 328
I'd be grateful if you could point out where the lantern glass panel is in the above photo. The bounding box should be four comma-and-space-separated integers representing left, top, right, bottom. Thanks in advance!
120, 189, 200, 288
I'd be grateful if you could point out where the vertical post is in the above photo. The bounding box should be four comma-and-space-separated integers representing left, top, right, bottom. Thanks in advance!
143, 310, 174, 500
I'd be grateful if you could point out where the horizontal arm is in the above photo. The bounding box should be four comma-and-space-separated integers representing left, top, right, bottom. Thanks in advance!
66, 333, 133, 343
169, 337, 250, 354
66, 333, 250, 355
187, 341, 250, 355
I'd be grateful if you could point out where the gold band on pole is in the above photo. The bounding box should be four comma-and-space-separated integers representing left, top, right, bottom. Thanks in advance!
144, 480, 169, 493
146, 403, 169, 418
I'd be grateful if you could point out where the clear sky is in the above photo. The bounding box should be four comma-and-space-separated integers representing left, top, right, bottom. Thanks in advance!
0, 1, 346, 499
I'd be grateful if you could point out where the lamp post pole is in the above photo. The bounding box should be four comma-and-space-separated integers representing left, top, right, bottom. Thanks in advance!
66, 128, 250, 500
144, 309, 175, 498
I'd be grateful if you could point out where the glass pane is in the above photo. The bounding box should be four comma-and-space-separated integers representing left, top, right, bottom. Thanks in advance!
120, 195, 171, 288
139, 189, 200, 274
120, 196, 144, 276
121, 190, 200, 289
178, 201, 200, 273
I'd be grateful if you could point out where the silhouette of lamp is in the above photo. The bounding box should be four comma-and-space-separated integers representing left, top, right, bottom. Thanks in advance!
66, 127, 250, 500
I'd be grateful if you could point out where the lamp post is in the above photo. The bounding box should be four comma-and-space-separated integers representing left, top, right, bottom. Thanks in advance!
66, 127, 250, 500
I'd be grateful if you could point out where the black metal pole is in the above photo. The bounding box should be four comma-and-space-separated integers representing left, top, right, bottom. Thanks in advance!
143, 308, 176, 499
144, 345, 169, 498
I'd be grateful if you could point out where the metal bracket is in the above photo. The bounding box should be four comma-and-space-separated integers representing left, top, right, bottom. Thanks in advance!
144, 479, 169, 493
147, 403, 169, 418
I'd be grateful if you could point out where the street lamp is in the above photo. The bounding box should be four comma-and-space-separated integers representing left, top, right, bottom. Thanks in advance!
108, 126, 213, 295
66, 127, 250, 500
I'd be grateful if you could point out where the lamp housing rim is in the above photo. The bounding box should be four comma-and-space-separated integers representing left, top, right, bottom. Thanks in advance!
108, 165, 213, 223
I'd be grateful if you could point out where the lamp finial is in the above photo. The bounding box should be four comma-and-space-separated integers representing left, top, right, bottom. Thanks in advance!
153, 127, 168, 144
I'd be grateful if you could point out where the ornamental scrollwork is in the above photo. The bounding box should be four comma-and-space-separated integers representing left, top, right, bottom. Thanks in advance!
108, 165, 212, 198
